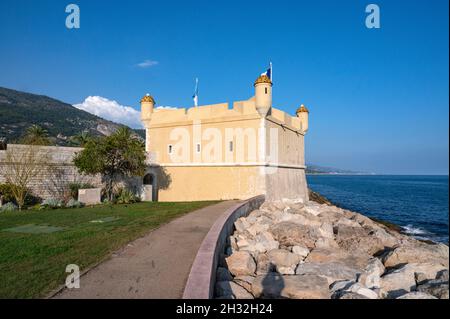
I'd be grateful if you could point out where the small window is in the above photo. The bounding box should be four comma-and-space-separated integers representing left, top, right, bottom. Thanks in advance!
265, 88, 268, 94
196, 143, 201, 153
168, 144, 173, 154
229, 141, 233, 152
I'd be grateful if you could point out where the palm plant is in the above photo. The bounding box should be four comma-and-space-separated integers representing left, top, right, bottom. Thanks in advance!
72, 131, 91, 147
21, 125, 51, 145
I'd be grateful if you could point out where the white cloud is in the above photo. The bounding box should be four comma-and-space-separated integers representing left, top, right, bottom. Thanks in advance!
136, 60, 159, 68
74, 96, 143, 129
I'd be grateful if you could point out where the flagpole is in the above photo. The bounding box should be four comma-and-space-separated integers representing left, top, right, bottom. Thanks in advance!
270, 62, 273, 82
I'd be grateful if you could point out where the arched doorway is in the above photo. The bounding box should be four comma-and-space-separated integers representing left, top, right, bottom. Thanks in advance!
143, 173, 156, 201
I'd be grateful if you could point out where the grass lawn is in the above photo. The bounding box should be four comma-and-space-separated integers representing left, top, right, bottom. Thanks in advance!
0, 201, 218, 298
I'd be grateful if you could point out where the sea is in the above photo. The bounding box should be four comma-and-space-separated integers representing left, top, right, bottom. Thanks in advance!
306, 175, 449, 244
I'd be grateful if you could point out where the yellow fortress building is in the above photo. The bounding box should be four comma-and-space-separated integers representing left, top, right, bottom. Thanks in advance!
140, 74, 309, 202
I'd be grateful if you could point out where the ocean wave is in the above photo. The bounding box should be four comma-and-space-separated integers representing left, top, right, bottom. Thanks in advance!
401, 224, 428, 235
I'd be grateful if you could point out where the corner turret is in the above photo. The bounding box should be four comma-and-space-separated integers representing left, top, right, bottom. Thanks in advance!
254, 74, 272, 117
296, 104, 309, 133
141, 93, 155, 123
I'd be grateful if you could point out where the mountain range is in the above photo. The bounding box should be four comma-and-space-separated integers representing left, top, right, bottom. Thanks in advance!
0, 87, 144, 145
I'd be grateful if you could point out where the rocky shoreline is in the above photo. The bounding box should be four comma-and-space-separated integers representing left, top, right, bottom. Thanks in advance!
215, 192, 449, 299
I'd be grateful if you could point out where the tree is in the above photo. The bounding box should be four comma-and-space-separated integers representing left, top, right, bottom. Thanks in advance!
73, 127, 146, 200
71, 131, 91, 147
20, 125, 52, 145
0, 145, 50, 210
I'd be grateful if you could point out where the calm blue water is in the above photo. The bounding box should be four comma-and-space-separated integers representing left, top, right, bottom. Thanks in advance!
307, 175, 449, 243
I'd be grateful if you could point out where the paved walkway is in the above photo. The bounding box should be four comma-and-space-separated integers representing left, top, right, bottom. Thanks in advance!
53, 200, 239, 299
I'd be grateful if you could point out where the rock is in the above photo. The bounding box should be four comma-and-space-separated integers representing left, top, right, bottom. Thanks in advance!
254, 231, 279, 253
269, 222, 318, 249
330, 280, 355, 296
437, 269, 449, 281
251, 273, 330, 299
416, 278, 449, 299
305, 248, 370, 269
358, 258, 385, 289
380, 263, 446, 299
236, 238, 256, 251
315, 222, 334, 239
217, 267, 233, 281
345, 283, 378, 299
292, 245, 310, 258
371, 228, 399, 248
303, 206, 321, 217
229, 235, 238, 251
215, 281, 254, 299
225, 251, 256, 276
335, 218, 361, 229
234, 217, 251, 233
256, 253, 275, 275
246, 222, 270, 237
338, 292, 369, 299
233, 276, 255, 293
415, 272, 428, 285
314, 237, 339, 249
248, 209, 265, 218
260, 201, 287, 213
382, 243, 449, 268
295, 262, 361, 285
267, 249, 302, 275
335, 225, 386, 256
331, 282, 378, 299
396, 292, 438, 299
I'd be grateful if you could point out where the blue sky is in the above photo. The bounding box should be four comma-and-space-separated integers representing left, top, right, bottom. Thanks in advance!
0, 0, 448, 174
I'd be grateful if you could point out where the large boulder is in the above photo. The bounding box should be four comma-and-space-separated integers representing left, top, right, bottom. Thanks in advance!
246, 222, 270, 237
315, 222, 334, 239
215, 281, 254, 299
358, 258, 385, 289
225, 251, 256, 276
256, 253, 275, 275
382, 243, 449, 268
305, 248, 370, 269
332, 282, 378, 299
292, 245, 310, 258
233, 276, 255, 294
269, 222, 318, 249
251, 273, 330, 299
253, 232, 279, 253
267, 249, 302, 275
338, 292, 370, 299
416, 278, 449, 299
380, 263, 446, 299
234, 217, 251, 233
295, 262, 361, 284
335, 224, 386, 256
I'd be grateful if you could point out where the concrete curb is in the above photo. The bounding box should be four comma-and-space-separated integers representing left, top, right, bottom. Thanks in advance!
182, 195, 265, 299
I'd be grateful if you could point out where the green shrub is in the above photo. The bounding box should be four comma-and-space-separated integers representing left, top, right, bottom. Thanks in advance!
116, 188, 140, 204
25, 193, 41, 206
68, 182, 95, 200
0, 202, 18, 213
41, 198, 64, 209
66, 199, 84, 208
0, 183, 15, 204
0, 184, 41, 207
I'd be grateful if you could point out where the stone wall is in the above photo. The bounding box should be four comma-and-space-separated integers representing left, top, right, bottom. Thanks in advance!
0, 144, 102, 200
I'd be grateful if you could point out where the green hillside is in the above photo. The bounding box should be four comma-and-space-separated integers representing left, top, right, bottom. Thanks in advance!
0, 87, 143, 145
